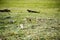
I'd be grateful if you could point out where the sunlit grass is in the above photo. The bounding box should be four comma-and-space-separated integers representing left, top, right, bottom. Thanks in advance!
0, 0, 60, 40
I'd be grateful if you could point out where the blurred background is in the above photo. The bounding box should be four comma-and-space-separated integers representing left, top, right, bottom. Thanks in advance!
0, 0, 60, 40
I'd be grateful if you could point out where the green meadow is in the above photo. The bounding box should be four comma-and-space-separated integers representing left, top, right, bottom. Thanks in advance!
0, 0, 60, 40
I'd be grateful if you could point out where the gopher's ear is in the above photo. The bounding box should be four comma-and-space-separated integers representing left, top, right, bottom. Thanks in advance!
27, 9, 31, 11
27, 9, 29, 10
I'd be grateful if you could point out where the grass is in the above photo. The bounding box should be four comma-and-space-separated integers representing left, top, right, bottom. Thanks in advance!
0, 0, 60, 40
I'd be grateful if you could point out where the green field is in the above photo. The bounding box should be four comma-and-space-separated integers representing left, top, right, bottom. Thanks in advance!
0, 0, 60, 40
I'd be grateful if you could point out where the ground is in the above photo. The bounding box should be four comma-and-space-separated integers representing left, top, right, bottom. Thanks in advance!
0, 0, 60, 40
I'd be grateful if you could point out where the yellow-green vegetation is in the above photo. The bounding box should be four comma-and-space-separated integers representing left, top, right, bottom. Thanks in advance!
0, 0, 60, 40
